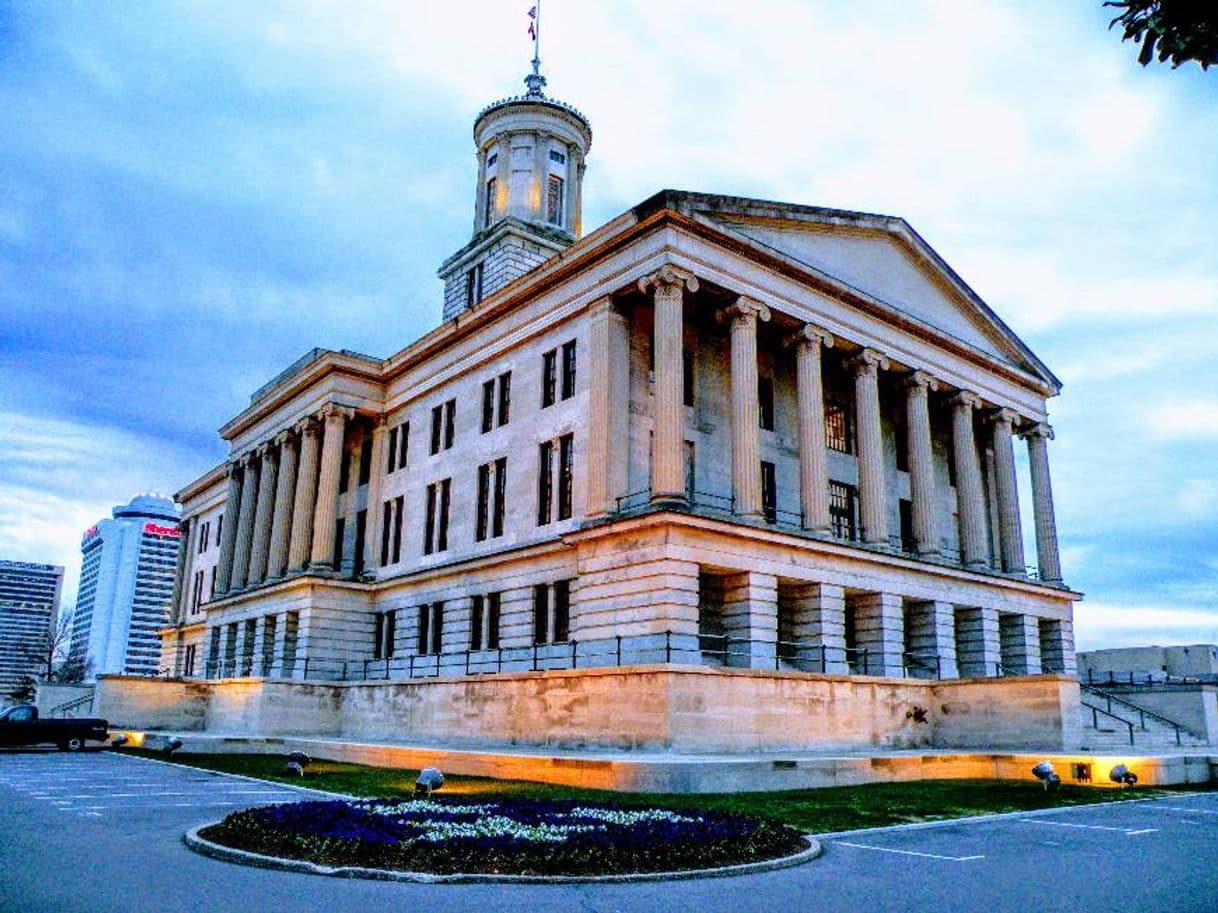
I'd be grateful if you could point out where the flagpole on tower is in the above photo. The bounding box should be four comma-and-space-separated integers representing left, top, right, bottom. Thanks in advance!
525, 2, 545, 95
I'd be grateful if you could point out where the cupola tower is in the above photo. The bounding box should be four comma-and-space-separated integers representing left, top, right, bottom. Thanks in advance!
438, 35, 592, 321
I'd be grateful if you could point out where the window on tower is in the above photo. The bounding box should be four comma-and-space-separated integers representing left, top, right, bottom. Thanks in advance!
547, 175, 565, 226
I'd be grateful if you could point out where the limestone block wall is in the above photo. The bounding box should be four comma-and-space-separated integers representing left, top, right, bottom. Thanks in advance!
933, 675, 1080, 750
94, 675, 209, 730
206, 679, 342, 736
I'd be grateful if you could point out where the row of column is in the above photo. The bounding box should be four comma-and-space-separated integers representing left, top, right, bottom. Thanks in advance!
213, 403, 355, 597
595, 265, 1063, 585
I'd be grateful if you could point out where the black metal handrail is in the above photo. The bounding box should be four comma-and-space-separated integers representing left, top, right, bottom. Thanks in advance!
49, 693, 94, 718
1081, 682, 1188, 745
1082, 700, 1136, 746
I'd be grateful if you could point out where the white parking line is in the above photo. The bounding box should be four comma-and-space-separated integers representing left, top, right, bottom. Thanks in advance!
1017, 819, 1157, 836
834, 841, 985, 862
1153, 806, 1218, 816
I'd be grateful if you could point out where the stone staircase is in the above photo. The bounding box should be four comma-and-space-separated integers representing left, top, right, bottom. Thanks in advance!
1079, 686, 1209, 752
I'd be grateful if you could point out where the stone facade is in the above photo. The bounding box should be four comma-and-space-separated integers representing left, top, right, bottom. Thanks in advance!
154, 76, 1081, 755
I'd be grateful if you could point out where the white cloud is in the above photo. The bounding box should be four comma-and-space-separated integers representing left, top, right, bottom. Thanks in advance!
1075, 603, 1218, 651
1141, 401, 1218, 442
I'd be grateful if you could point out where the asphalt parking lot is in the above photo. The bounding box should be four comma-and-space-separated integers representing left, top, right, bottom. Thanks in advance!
2, 749, 1216, 913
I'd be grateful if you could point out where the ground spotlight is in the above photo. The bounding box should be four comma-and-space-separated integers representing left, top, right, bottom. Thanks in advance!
415, 767, 444, 796
163, 738, 183, 756
1031, 761, 1061, 791
1109, 764, 1138, 787
110, 734, 128, 749
285, 751, 310, 777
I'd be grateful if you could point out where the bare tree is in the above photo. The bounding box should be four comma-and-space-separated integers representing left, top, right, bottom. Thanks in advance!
4, 615, 91, 703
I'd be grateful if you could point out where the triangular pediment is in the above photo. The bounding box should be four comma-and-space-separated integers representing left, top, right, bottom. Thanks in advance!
652, 192, 1056, 389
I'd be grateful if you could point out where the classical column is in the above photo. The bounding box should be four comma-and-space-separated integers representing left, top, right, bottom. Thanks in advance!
950, 391, 989, 569
850, 348, 891, 546
247, 443, 279, 585
638, 265, 699, 505
991, 409, 1026, 574
215, 462, 243, 594
1023, 422, 1063, 584
791, 325, 834, 533
582, 298, 613, 518
169, 515, 194, 626
310, 404, 353, 569
532, 129, 549, 222
362, 418, 389, 574
722, 297, 771, 519
229, 451, 260, 589
266, 429, 298, 579
287, 418, 321, 571
904, 370, 940, 557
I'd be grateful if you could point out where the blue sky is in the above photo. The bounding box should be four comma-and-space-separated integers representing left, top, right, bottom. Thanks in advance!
0, 1, 1214, 649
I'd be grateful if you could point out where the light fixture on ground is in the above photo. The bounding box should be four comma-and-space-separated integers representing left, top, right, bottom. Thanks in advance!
1031, 761, 1061, 791
415, 767, 444, 796
1109, 764, 1138, 786
285, 751, 310, 776
163, 738, 183, 756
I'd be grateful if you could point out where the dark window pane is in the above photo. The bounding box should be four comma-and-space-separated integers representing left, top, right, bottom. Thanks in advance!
358, 432, 372, 485
380, 500, 392, 566
493, 457, 507, 537
399, 422, 409, 469
424, 484, 436, 554
470, 595, 484, 651
557, 433, 573, 521
437, 478, 450, 551
476, 463, 490, 541
417, 604, 429, 655
487, 593, 501, 649
431, 602, 444, 655
498, 371, 511, 426
683, 347, 694, 407
386, 427, 398, 473
430, 406, 442, 455
533, 584, 549, 644
547, 175, 564, 225
482, 380, 495, 433
553, 579, 570, 643
761, 461, 777, 524
537, 441, 554, 525
542, 350, 557, 407
444, 400, 455, 450
561, 340, 577, 400
758, 377, 775, 431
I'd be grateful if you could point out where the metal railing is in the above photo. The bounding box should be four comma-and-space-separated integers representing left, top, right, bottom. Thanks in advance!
1083, 701, 1136, 746
49, 693, 94, 718
1080, 682, 1189, 746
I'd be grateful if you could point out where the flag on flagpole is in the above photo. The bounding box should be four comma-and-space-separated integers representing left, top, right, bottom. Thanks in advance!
527, 5, 537, 39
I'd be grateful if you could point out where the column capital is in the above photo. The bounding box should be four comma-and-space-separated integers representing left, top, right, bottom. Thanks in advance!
254, 441, 273, 459
903, 369, 940, 393
637, 263, 700, 296
225, 460, 242, 480
848, 347, 890, 377
950, 390, 982, 411
587, 295, 619, 319
239, 450, 259, 468
787, 323, 835, 352
272, 428, 294, 448
718, 296, 771, 327
294, 416, 321, 437
990, 407, 1022, 428
317, 403, 355, 424
1021, 421, 1054, 441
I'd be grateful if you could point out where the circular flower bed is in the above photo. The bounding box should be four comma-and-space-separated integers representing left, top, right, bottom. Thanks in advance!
199, 797, 808, 877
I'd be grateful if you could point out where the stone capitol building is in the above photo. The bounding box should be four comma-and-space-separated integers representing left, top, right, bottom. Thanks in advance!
151, 63, 1082, 757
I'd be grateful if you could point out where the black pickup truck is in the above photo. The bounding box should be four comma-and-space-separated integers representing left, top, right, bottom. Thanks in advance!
0, 703, 109, 751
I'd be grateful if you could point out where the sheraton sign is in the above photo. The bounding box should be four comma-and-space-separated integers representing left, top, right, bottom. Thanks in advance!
143, 522, 181, 538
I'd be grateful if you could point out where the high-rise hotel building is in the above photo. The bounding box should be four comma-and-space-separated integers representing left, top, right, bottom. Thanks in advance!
0, 560, 63, 697
70, 494, 181, 678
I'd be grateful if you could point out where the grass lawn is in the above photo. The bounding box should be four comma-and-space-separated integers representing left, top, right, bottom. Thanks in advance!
123, 748, 1200, 834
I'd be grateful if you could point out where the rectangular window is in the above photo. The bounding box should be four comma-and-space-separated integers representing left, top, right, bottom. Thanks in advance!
761, 460, 777, 524
387, 427, 398, 473
392, 496, 403, 564
537, 440, 554, 525
482, 380, 495, 434
533, 583, 549, 644
759, 376, 775, 431
184, 644, 197, 677
487, 592, 501, 649
476, 463, 491, 542
541, 349, 557, 407
417, 604, 430, 655
216, 513, 223, 547
683, 348, 695, 407
424, 484, 437, 555
829, 481, 857, 540
430, 602, 444, 655
497, 371, 511, 426
825, 401, 854, 454
444, 400, 455, 450
549, 149, 566, 164
380, 500, 393, 566
553, 579, 571, 643
484, 177, 497, 228
895, 419, 909, 473
561, 340, 577, 400
547, 174, 565, 225
492, 456, 507, 537
470, 595, 484, 651
464, 264, 483, 308
399, 422, 409, 470
333, 517, 345, 568
339, 447, 352, 494
430, 406, 442, 455
358, 430, 373, 485
208, 566, 216, 600
557, 433, 574, 521
899, 499, 916, 552
437, 478, 451, 552
353, 508, 367, 575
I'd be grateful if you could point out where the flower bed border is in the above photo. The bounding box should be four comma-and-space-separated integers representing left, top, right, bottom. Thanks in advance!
184, 822, 821, 884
